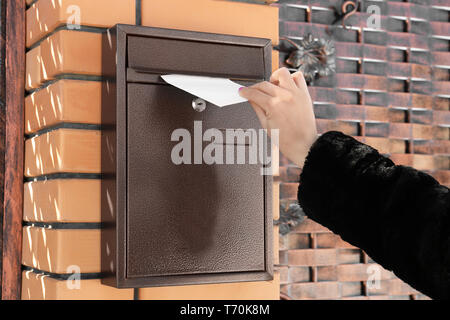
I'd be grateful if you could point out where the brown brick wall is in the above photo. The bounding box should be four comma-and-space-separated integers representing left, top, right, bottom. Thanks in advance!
275, 0, 449, 300
22, 0, 280, 300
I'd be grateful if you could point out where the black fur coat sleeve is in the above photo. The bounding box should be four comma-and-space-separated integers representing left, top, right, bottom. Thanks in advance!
297, 131, 450, 299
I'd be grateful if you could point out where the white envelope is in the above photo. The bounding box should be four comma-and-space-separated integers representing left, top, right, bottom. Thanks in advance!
161, 74, 248, 107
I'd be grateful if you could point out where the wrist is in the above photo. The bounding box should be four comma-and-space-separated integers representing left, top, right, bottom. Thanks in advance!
291, 145, 311, 168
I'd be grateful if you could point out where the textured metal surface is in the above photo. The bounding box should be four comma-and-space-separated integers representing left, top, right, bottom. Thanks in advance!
102, 24, 273, 288
127, 83, 265, 277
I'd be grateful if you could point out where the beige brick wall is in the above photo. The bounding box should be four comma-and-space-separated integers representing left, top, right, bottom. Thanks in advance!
22, 0, 279, 300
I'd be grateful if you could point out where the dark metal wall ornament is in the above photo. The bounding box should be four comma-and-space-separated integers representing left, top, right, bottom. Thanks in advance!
278, 1, 362, 84
328, 0, 359, 33
274, 202, 305, 236
279, 34, 336, 85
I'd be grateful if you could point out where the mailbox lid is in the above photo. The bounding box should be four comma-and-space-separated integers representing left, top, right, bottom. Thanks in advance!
125, 25, 271, 80
127, 35, 267, 80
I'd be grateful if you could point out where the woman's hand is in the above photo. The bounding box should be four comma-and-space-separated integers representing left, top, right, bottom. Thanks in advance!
238, 67, 317, 168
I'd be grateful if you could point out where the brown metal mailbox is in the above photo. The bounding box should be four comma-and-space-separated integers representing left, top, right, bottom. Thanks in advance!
101, 24, 273, 288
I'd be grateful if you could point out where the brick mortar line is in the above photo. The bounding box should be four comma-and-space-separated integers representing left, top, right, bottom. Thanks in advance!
26, 0, 39, 9
279, 15, 447, 24
26, 74, 103, 95
278, 34, 446, 53
23, 221, 101, 230
279, 17, 448, 26
24, 173, 101, 183
25, 122, 102, 140
22, 266, 102, 280
26, 24, 107, 52
135, 0, 142, 26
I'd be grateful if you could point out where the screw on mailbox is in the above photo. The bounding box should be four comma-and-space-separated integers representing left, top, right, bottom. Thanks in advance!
192, 97, 207, 112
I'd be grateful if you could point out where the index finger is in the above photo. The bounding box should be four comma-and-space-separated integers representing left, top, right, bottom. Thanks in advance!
269, 67, 297, 91
291, 70, 308, 91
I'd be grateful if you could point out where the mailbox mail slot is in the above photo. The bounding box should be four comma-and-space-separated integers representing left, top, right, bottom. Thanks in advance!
101, 24, 273, 288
